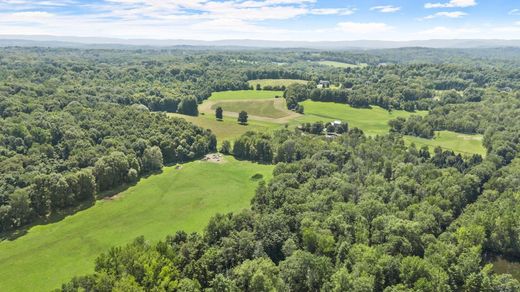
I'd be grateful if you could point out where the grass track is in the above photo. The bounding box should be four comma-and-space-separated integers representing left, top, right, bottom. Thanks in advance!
0, 157, 274, 292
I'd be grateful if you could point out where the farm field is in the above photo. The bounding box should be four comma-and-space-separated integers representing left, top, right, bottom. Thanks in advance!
248, 79, 308, 88
211, 99, 290, 119
200, 90, 300, 123
295, 100, 425, 135
0, 157, 274, 292
297, 101, 484, 155
210, 90, 283, 100
317, 60, 368, 68
175, 94, 485, 156
169, 113, 280, 143
404, 131, 486, 156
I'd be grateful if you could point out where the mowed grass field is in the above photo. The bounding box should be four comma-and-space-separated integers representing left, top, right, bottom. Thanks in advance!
248, 79, 308, 88
0, 157, 274, 292
211, 99, 290, 119
210, 90, 283, 100
174, 92, 485, 156
295, 100, 425, 136
296, 101, 484, 155
404, 131, 486, 156
169, 113, 280, 143
317, 61, 368, 68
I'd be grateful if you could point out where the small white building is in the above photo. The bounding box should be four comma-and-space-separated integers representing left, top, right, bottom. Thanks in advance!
318, 80, 331, 88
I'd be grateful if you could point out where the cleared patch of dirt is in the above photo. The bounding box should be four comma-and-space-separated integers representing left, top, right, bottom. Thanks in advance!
103, 194, 122, 201
202, 153, 226, 163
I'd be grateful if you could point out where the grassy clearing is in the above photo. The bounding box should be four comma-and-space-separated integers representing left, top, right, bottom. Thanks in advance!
492, 258, 520, 281
0, 157, 274, 292
293, 101, 484, 155
169, 113, 280, 143
404, 131, 486, 156
317, 61, 368, 68
248, 79, 308, 88
178, 98, 484, 155
295, 100, 424, 136
211, 99, 290, 119
210, 90, 283, 100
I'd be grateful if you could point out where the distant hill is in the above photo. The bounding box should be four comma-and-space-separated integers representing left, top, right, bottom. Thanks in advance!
1, 35, 520, 50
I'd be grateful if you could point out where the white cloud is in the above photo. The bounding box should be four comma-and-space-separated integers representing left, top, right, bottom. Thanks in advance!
423, 11, 467, 19
425, 0, 477, 9
337, 22, 392, 34
311, 8, 355, 16
509, 9, 520, 16
0, 11, 55, 23
370, 5, 400, 13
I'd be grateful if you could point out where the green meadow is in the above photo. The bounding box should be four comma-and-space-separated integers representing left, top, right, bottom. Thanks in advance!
404, 131, 486, 156
0, 157, 274, 292
169, 113, 280, 143
209, 90, 283, 100
211, 99, 290, 119
248, 79, 308, 88
176, 92, 485, 156
295, 100, 425, 136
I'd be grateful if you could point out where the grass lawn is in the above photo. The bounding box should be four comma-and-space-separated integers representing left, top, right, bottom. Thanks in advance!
0, 157, 274, 292
210, 90, 283, 100
317, 61, 368, 68
404, 131, 486, 156
248, 79, 308, 88
169, 113, 280, 143
211, 99, 290, 119
295, 100, 424, 136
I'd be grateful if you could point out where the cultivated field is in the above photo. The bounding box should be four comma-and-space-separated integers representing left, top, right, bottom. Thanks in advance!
211, 99, 290, 119
175, 92, 485, 155
0, 157, 274, 292
248, 79, 308, 88
169, 113, 280, 143
200, 90, 300, 124
210, 90, 283, 100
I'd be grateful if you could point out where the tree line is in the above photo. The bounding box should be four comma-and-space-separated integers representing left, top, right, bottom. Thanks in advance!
0, 102, 216, 233
61, 128, 518, 291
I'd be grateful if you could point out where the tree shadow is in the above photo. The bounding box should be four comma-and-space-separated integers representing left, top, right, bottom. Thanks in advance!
0, 174, 157, 242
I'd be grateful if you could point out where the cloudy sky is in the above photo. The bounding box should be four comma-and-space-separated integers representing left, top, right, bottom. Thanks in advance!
0, 0, 519, 41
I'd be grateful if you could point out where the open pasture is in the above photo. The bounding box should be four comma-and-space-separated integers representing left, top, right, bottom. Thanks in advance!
0, 157, 274, 292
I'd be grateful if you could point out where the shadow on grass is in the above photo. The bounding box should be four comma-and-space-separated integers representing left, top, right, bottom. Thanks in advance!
0, 170, 165, 242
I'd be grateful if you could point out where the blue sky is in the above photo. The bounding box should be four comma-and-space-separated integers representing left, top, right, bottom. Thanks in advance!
0, 0, 519, 40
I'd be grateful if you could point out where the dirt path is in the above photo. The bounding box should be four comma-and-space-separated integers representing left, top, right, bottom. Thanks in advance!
199, 98, 302, 124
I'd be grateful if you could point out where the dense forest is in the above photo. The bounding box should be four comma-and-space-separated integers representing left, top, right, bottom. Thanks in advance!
1, 47, 520, 290
61, 129, 519, 291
